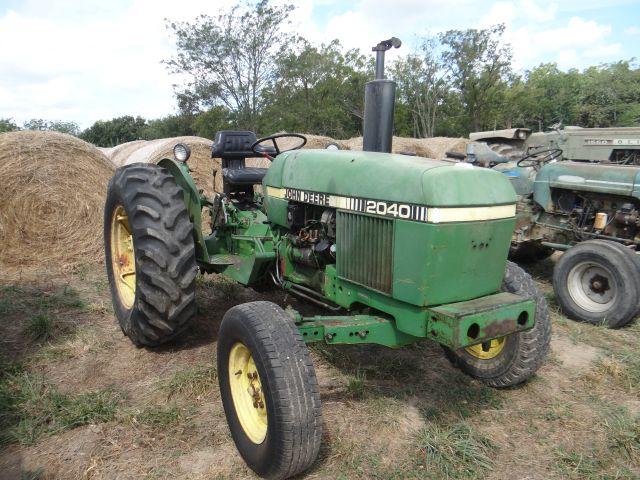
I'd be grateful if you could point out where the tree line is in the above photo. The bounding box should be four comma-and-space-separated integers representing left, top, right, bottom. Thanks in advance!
2, 1, 638, 147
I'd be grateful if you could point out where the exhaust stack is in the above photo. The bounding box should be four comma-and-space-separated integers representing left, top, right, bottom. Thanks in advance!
362, 37, 402, 153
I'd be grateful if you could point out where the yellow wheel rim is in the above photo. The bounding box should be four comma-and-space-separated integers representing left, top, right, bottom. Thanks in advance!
228, 342, 268, 444
465, 337, 506, 360
110, 205, 136, 309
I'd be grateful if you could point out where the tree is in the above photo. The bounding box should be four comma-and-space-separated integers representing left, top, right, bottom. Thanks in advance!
393, 38, 448, 138
23, 119, 80, 136
166, 0, 295, 130
439, 24, 512, 132
0, 118, 19, 133
80, 116, 147, 147
141, 114, 196, 140
261, 40, 369, 137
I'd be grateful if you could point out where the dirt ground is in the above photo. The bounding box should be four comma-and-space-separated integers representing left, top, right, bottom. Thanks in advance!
1, 255, 639, 479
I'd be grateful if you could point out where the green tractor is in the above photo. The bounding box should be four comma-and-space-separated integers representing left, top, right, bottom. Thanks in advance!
104, 39, 550, 479
452, 127, 640, 328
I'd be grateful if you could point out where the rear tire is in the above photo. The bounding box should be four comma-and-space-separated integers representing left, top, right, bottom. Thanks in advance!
444, 261, 551, 387
553, 240, 640, 328
218, 302, 322, 480
104, 163, 197, 346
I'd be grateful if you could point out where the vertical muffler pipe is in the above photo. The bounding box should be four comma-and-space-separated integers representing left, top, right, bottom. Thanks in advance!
363, 37, 402, 153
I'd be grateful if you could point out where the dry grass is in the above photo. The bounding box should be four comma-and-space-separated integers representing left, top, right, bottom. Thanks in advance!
1, 267, 640, 479
0, 131, 114, 276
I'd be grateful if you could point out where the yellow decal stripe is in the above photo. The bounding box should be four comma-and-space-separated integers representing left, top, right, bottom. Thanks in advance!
265, 187, 285, 199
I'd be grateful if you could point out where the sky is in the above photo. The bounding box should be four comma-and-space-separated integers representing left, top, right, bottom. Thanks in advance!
0, 0, 639, 128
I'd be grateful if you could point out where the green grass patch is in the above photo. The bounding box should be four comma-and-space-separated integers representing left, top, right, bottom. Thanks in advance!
24, 313, 54, 341
595, 351, 640, 393
0, 370, 120, 445
345, 370, 366, 400
603, 407, 640, 463
133, 405, 186, 429
554, 448, 606, 479
164, 364, 217, 399
415, 421, 496, 479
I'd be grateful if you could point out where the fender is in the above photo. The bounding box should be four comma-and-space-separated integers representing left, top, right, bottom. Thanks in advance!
157, 157, 210, 263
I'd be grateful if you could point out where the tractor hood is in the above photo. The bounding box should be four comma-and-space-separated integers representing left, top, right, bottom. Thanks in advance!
263, 150, 516, 207
533, 161, 640, 210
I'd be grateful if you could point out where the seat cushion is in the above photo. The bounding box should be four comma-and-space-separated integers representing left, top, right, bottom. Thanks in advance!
222, 167, 268, 185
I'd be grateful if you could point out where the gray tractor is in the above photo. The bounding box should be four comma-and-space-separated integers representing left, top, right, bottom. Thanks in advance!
449, 126, 640, 328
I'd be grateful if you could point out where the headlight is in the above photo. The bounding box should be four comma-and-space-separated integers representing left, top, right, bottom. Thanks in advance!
173, 143, 191, 162
517, 130, 528, 140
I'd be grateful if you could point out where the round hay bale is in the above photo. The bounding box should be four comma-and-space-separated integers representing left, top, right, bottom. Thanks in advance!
414, 137, 469, 160
0, 131, 114, 274
116, 134, 348, 199
121, 136, 220, 197
341, 136, 434, 157
341, 136, 468, 159
104, 140, 148, 167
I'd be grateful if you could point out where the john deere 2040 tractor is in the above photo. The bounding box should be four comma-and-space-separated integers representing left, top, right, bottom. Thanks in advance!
104, 39, 550, 479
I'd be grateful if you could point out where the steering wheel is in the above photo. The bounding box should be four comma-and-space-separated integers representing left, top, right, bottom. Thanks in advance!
517, 148, 563, 168
251, 133, 307, 161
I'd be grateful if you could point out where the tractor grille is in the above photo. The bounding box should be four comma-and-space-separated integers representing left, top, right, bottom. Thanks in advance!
336, 211, 393, 294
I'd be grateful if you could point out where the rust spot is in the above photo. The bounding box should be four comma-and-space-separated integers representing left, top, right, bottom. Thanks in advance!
117, 254, 131, 267
480, 318, 517, 339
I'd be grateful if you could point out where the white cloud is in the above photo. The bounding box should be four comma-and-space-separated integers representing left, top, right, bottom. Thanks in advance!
0, 0, 631, 127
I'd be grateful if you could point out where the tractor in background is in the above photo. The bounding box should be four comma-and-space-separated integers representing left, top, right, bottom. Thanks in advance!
104, 38, 550, 479
451, 126, 640, 328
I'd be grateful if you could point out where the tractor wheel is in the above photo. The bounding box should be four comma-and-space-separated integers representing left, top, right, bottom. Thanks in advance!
553, 240, 640, 328
444, 261, 551, 387
509, 241, 554, 263
217, 301, 322, 480
104, 163, 197, 347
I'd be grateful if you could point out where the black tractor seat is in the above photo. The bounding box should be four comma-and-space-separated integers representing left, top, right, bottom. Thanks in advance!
222, 167, 268, 185
211, 130, 274, 196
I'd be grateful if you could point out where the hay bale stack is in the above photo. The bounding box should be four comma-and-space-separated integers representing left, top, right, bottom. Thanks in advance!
0, 131, 114, 274
341, 136, 434, 157
414, 137, 468, 160
342, 136, 468, 159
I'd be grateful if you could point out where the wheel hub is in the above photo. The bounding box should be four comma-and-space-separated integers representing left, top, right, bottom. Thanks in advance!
567, 261, 616, 313
465, 336, 506, 360
110, 205, 136, 309
228, 342, 267, 444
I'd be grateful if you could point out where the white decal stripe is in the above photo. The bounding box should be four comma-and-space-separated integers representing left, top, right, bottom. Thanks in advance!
585, 179, 633, 186
427, 204, 516, 223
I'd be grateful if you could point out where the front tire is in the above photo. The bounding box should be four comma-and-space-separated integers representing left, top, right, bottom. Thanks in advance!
104, 163, 198, 346
445, 261, 551, 387
217, 302, 322, 480
553, 240, 640, 328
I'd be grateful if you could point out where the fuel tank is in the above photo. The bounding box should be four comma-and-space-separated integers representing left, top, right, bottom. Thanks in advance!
533, 161, 640, 210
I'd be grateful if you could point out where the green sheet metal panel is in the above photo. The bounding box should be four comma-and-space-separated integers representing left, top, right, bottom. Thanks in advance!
263, 150, 516, 207
392, 217, 514, 306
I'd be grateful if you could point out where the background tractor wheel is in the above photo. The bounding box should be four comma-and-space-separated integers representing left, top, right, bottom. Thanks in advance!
553, 240, 640, 328
218, 301, 322, 480
444, 261, 551, 387
104, 163, 197, 347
